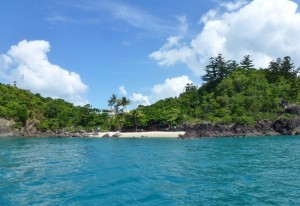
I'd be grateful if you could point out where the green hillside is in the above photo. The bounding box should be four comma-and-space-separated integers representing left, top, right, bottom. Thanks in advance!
0, 84, 109, 132
130, 55, 300, 130
1, 54, 299, 133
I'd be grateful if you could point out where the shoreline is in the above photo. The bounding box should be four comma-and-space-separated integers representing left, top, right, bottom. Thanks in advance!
92, 131, 185, 138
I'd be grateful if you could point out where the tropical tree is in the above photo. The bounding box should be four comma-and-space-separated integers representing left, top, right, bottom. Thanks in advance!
107, 94, 131, 131
120, 97, 131, 113
267, 56, 299, 83
227, 60, 239, 73
108, 94, 119, 114
202, 54, 232, 83
280, 56, 298, 79
240, 55, 254, 70
130, 108, 146, 131
202, 57, 218, 82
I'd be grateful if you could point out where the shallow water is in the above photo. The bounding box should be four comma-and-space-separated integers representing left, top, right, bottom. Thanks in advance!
1, 136, 300, 205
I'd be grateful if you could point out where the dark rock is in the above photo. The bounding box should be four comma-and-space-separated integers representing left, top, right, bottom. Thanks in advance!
183, 120, 281, 138
284, 104, 300, 115
292, 127, 300, 135
111, 133, 120, 137
102, 133, 110, 138
178, 134, 185, 139
272, 118, 300, 135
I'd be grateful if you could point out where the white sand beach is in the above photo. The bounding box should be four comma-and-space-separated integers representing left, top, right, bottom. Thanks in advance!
95, 131, 185, 138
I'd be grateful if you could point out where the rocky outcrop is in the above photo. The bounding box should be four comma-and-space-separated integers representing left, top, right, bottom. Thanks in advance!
272, 118, 300, 135
281, 101, 300, 115
0, 118, 90, 137
183, 103, 300, 138
0, 118, 20, 136
183, 117, 300, 138
183, 120, 280, 138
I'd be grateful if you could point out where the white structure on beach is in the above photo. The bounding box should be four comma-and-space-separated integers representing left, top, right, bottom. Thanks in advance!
98, 109, 115, 116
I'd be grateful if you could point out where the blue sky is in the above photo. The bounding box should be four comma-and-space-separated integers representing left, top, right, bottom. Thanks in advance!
1, 0, 300, 109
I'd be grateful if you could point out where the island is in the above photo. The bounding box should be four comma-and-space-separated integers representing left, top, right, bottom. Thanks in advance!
1, 55, 300, 138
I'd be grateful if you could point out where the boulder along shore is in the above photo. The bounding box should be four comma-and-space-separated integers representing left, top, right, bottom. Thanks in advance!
183, 104, 300, 138
1, 116, 300, 138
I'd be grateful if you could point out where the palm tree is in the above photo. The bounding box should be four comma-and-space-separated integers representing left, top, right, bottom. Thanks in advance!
120, 96, 131, 113
107, 95, 131, 131
108, 94, 117, 106
132, 109, 141, 132
108, 94, 118, 114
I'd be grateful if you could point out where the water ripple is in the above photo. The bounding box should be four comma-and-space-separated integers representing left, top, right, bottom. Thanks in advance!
1, 136, 300, 205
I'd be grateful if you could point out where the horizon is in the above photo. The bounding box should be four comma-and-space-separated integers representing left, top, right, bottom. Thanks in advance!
1, 0, 300, 109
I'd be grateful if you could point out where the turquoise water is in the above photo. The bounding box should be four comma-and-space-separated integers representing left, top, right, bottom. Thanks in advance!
1, 136, 300, 205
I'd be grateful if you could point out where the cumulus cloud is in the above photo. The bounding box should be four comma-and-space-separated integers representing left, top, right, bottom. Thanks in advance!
130, 93, 151, 106
149, 36, 200, 74
151, 75, 192, 102
150, 0, 300, 76
119, 86, 127, 96
130, 75, 192, 107
0, 40, 88, 105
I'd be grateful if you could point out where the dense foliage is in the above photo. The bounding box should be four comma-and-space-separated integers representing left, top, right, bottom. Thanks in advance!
127, 55, 300, 129
1, 54, 299, 132
0, 84, 110, 132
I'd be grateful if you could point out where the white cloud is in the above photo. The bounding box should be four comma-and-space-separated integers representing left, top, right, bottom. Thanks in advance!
176, 15, 189, 34
52, 0, 176, 34
150, 0, 300, 76
220, 0, 249, 11
119, 86, 127, 96
130, 93, 151, 106
151, 75, 192, 102
199, 9, 218, 23
149, 36, 201, 74
0, 40, 88, 105
0, 54, 12, 69
130, 75, 193, 107
46, 15, 99, 25
105, 1, 167, 32
0, 54, 12, 79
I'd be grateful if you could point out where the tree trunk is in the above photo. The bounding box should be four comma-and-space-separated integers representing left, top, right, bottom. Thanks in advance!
135, 116, 137, 132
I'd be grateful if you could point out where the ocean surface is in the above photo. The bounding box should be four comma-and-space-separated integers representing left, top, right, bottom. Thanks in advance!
1, 136, 300, 206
